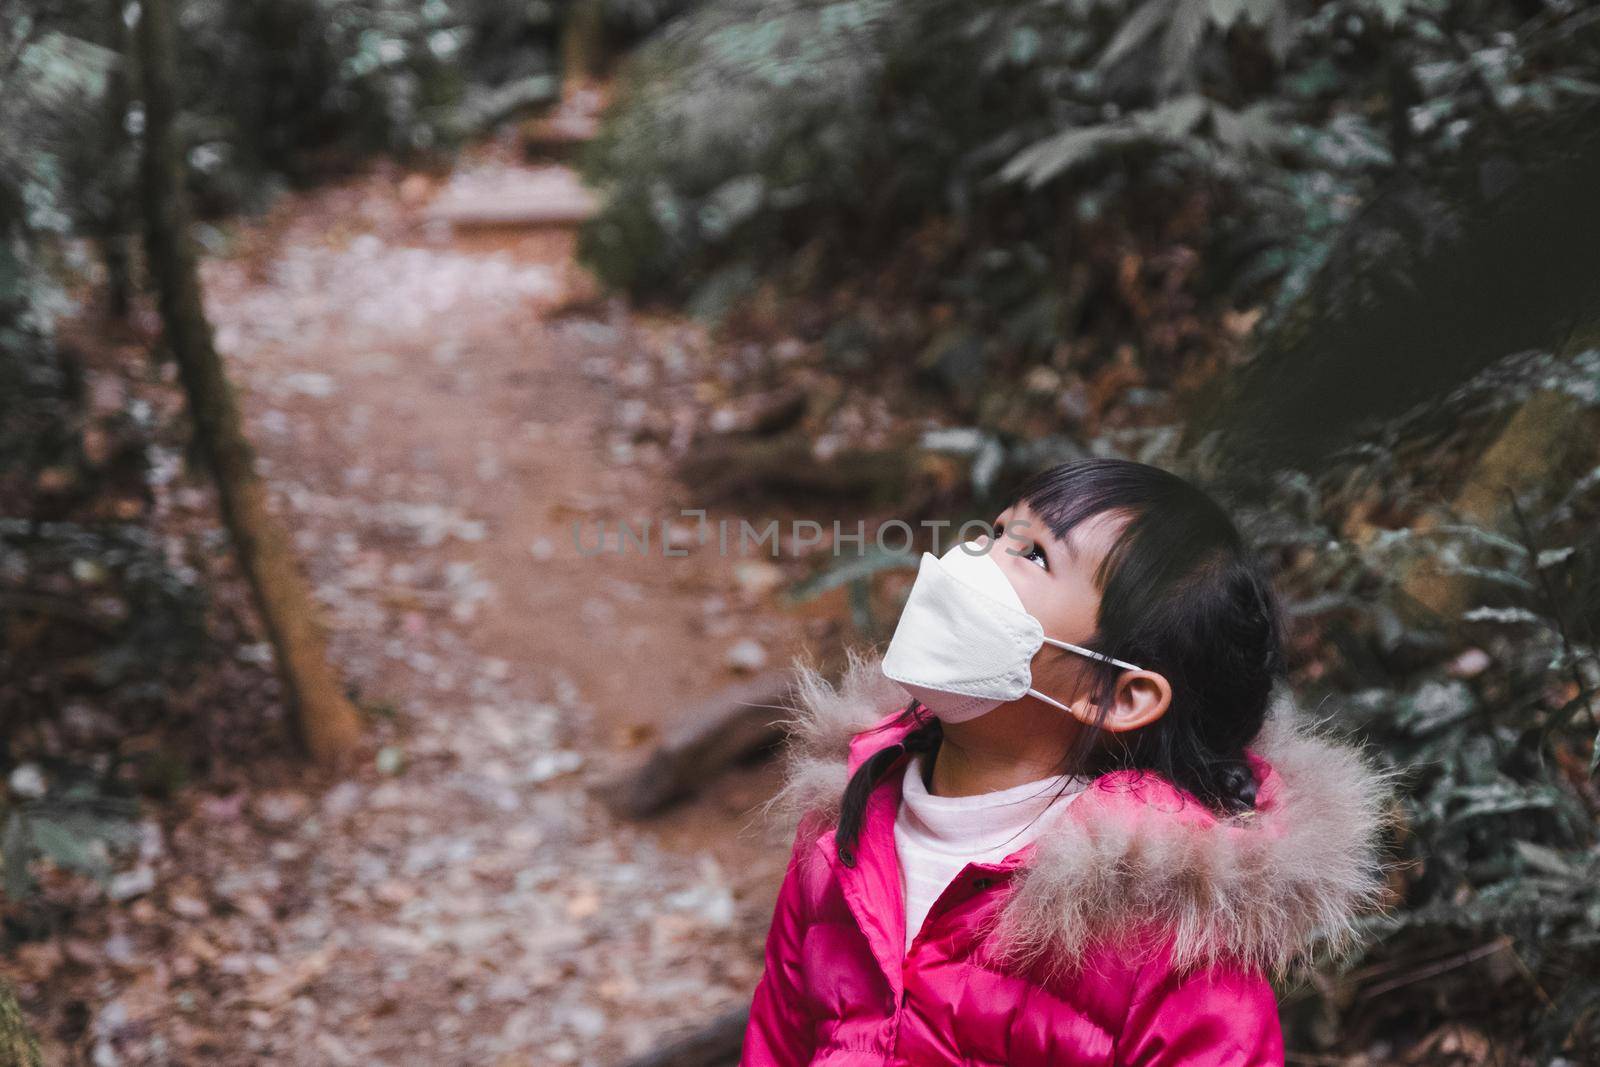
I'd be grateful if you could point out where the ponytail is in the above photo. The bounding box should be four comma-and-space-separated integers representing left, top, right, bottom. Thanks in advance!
835, 702, 941, 868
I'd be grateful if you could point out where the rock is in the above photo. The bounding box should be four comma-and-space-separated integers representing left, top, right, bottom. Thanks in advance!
724, 639, 767, 674
486, 975, 530, 1003
200, 792, 247, 822
372, 880, 415, 906
62, 702, 120, 746
103, 935, 136, 968
1448, 647, 1493, 678
281, 372, 337, 398
665, 522, 699, 552
321, 781, 364, 818
367, 782, 408, 809
136, 821, 165, 864
235, 895, 275, 923
13, 940, 64, 982
375, 747, 405, 776
565, 890, 601, 921
7, 764, 46, 799
561, 1003, 607, 1040
544, 1038, 580, 1064
254, 792, 310, 827
732, 562, 783, 598
108, 866, 157, 902
526, 751, 584, 784
398, 174, 432, 206
235, 642, 274, 665
169, 895, 210, 920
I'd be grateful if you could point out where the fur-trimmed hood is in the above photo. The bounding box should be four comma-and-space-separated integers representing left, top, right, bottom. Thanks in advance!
763, 648, 1403, 981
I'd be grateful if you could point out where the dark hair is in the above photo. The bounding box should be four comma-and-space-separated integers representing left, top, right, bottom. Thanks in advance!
835, 458, 1288, 867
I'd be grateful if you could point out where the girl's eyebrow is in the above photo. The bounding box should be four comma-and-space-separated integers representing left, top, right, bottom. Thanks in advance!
997, 518, 1034, 554
1005, 512, 1077, 566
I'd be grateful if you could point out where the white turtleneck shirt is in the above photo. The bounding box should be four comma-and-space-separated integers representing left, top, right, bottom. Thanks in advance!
894, 753, 1089, 954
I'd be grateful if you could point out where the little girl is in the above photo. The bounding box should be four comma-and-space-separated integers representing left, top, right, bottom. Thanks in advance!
740, 458, 1397, 1066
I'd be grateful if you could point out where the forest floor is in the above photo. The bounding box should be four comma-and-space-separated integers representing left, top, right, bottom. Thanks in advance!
13, 138, 850, 1066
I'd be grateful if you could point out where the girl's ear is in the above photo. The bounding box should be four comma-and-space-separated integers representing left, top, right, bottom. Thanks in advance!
1098, 670, 1172, 733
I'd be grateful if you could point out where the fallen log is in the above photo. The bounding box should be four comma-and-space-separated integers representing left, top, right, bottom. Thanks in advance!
613, 1006, 749, 1067
598, 670, 796, 819
707, 387, 810, 438
675, 435, 920, 506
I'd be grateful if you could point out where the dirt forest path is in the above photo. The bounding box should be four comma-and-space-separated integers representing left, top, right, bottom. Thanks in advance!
93, 143, 825, 1065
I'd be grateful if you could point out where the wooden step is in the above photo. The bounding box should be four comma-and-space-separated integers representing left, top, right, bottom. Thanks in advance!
426, 168, 600, 230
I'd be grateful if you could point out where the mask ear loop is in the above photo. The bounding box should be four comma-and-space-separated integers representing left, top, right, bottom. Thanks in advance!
1040, 637, 1144, 673
1025, 688, 1077, 714
1028, 638, 1144, 713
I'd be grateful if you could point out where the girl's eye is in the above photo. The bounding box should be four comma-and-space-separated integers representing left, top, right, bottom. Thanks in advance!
1024, 543, 1048, 571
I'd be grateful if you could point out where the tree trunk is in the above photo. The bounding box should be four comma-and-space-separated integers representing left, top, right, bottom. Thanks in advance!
100, 0, 134, 319
560, 0, 606, 98
135, 0, 361, 764
0, 978, 41, 1067
1398, 383, 1600, 623
1182, 98, 1600, 479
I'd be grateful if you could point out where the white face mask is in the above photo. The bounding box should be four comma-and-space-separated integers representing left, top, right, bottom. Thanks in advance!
880, 539, 1144, 723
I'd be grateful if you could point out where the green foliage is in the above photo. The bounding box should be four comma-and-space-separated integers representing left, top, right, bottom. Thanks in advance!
0, 4, 108, 510
183, 0, 462, 180
1233, 349, 1600, 1057
0, 222, 80, 513
0, 519, 210, 770
166, 0, 568, 206
603, 0, 700, 37
580, 0, 895, 294
4, 0, 588, 220
0, 11, 199, 696
583, 0, 1600, 384
1, 776, 141, 899
0, 6, 115, 265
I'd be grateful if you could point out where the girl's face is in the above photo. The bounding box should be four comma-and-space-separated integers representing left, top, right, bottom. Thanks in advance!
983, 501, 1136, 718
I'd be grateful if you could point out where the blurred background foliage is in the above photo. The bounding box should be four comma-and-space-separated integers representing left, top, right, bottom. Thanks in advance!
1, 0, 649, 752
2, 0, 1598, 1061
581, 0, 1600, 410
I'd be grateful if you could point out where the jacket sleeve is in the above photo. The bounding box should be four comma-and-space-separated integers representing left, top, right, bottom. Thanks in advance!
1115, 952, 1284, 1067
739, 820, 820, 1066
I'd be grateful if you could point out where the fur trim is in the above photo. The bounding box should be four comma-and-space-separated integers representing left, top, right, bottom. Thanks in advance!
760, 650, 1404, 981
989, 687, 1406, 980
760, 646, 911, 832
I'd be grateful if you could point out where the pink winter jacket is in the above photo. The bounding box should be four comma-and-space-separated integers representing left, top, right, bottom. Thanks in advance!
741, 654, 1395, 1067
